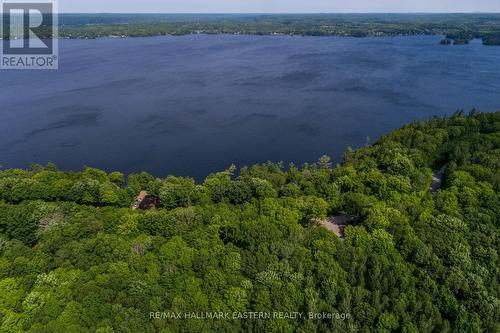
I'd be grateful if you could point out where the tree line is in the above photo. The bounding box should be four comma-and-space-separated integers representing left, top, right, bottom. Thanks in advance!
0, 110, 498, 332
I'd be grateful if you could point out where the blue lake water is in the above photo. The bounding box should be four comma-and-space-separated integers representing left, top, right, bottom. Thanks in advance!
1, 35, 500, 179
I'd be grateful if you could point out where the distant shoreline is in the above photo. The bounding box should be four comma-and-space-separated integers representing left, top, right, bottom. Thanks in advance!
6, 33, 493, 46
4, 13, 499, 45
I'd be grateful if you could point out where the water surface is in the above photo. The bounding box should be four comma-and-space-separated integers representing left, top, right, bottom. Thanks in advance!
1, 35, 499, 179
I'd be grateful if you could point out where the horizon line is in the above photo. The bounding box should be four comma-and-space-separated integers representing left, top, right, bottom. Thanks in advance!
56, 11, 500, 15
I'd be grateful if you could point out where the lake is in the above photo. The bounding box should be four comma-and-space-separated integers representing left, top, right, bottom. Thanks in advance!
1, 35, 499, 180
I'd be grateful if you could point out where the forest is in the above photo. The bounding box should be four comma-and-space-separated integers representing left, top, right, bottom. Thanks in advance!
0, 110, 499, 332
4, 13, 500, 45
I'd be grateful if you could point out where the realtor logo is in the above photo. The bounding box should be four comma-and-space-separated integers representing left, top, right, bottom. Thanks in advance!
1, 0, 58, 69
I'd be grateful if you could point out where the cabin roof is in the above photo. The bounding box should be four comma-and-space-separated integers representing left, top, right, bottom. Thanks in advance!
132, 191, 154, 210
137, 191, 148, 201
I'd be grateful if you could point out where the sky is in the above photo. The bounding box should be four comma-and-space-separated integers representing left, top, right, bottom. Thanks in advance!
59, 0, 500, 14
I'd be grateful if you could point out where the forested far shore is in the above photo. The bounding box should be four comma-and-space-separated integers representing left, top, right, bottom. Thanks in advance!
0, 110, 499, 332
3, 13, 500, 45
